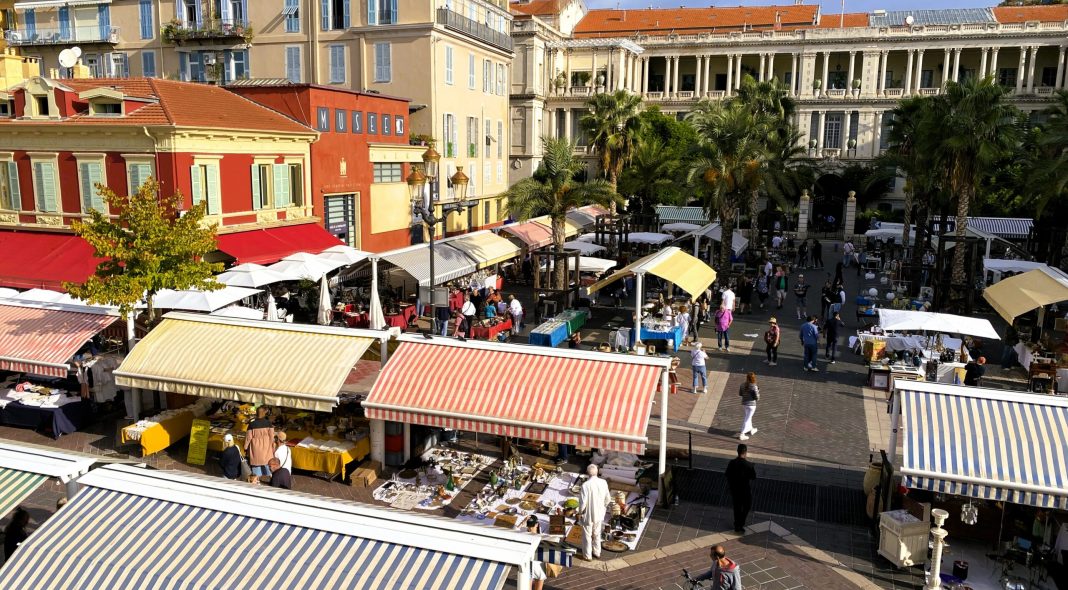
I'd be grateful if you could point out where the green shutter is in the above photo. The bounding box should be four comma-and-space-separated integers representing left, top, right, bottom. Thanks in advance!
251, 164, 261, 209
129, 162, 151, 194
205, 163, 221, 215
89, 162, 104, 212
190, 164, 204, 206
79, 162, 92, 212
5, 162, 20, 210
34, 162, 57, 213
272, 164, 290, 208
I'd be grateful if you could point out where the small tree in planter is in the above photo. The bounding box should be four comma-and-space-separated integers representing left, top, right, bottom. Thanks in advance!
574, 71, 591, 87
852, 79, 862, 96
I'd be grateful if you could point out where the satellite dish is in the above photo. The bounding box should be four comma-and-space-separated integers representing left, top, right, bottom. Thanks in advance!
58, 48, 77, 69
71, 46, 82, 58
904, 15, 915, 26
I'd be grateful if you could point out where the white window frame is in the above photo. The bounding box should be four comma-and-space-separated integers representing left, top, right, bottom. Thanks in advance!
482, 59, 491, 93
496, 63, 504, 95
468, 53, 475, 89
28, 153, 59, 213
73, 153, 107, 214
444, 45, 454, 85
497, 120, 503, 158
190, 155, 222, 215
285, 45, 302, 83
374, 42, 391, 83
286, 161, 304, 207
123, 154, 155, 195
329, 44, 346, 84
0, 154, 21, 212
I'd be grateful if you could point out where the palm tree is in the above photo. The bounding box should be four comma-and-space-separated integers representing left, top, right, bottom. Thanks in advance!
502, 136, 618, 289
879, 96, 935, 247
617, 134, 685, 212
1029, 90, 1068, 215
924, 77, 1020, 284
581, 89, 644, 212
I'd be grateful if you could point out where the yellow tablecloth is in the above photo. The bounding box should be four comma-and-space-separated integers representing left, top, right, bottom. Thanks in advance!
207, 431, 370, 479
121, 410, 196, 456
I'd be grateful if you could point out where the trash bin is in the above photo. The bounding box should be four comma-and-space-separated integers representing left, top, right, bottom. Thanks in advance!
953, 560, 969, 581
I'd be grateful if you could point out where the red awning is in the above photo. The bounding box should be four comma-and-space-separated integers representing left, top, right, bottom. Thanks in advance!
0, 303, 119, 377
215, 223, 343, 265
363, 341, 663, 453
499, 222, 553, 249
0, 232, 103, 291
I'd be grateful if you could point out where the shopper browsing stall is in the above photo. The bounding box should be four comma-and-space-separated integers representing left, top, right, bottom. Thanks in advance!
244, 407, 275, 477
578, 464, 612, 561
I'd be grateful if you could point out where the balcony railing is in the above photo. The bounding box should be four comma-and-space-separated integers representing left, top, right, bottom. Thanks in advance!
436, 8, 512, 52
6, 25, 118, 46
162, 18, 252, 44
569, 86, 590, 96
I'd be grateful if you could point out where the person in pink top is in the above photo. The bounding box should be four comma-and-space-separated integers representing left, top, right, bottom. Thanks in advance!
714, 303, 734, 352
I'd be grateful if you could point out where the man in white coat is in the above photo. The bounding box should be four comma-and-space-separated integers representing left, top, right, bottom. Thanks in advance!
578, 464, 612, 560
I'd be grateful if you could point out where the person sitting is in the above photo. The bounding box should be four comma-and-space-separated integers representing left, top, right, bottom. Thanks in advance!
963, 357, 986, 386
267, 457, 292, 489
568, 331, 582, 349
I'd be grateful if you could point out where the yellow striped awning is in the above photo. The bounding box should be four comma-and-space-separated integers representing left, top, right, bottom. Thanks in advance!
530, 215, 583, 239
0, 467, 47, 520
114, 313, 380, 412
586, 247, 716, 298
441, 230, 521, 269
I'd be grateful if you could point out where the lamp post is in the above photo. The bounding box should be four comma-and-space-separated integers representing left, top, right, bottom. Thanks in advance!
407, 146, 472, 334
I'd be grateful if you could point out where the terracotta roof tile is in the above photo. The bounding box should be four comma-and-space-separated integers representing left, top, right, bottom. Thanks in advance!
814, 12, 869, 28
992, 5, 1068, 24
573, 5, 819, 36
510, 0, 560, 17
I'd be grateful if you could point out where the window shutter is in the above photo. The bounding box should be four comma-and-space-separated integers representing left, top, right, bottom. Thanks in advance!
190, 164, 204, 206
206, 163, 221, 215
342, 0, 349, 27
284, 0, 298, 32
367, 0, 376, 25
88, 162, 104, 212
98, 5, 111, 40
320, 0, 329, 30
285, 46, 300, 83
36, 162, 57, 213
79, 162, 92, 212
59, 7, 70, 40
25, 10, 35, 36
251, 164, 262, 209
273, 164, 290, 206
139, 0, 152, 39
142, 51, 156, 77
179, 52, 189, 81
330, 45, 344, 83
6, 162, 20, 211
219, 0, 230, 23
389, 0, 397, 23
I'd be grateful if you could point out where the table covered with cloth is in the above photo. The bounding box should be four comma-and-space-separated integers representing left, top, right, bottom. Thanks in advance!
0, 397, 92, 438
121, 409, 196, 456
384, 305, 417, 329
634, 322, 685, 351
555, 310, 588, 334
528, 319, 570, 347
472, 318, 512, 340
207, 431, 370, 479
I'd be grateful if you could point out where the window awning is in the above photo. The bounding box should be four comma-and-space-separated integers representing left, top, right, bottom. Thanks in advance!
586, 247, 717, 298
114, 313, 384, 412
377, 242, 479, 287
0, 465, 533, 590
530, 215, 582, 238
215, 223, 344, 265
0, 302, 119, 377
439, 230, 521, 269
967, 217, 1033, 240
982, 267, 1068, 323
499, 222, 553, 249
0, 441, 97, 484
0, 231, 103, 292
364, 338, 667, 453
897, 382, 1068, 509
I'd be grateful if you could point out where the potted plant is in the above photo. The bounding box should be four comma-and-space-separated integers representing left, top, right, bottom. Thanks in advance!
847, 138, 857, 150
553, 72, 566, 89
161, 20, 190, 45
851, 79, 861, 96
446, 142, 455, 158
575, 71, 591, 87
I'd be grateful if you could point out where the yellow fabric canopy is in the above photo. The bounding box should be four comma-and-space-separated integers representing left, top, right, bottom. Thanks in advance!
441, 230, 521, 268
530, 215, 583, 238
114, 313, 378, 412
586, 247, 717, 297
983, 268, 1068, 323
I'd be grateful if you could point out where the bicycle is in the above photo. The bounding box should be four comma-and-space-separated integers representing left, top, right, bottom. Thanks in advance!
681, 569, 707, 589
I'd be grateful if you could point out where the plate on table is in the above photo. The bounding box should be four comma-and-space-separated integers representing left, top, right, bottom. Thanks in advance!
505, 497, 522, 505
603, 541, 629, 553
495, 504, 511, 512
398, 469, 418, 479
522, 492, 541, 502
519, 501, 539, 511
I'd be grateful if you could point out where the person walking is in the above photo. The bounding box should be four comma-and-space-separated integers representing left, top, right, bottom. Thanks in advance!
714, 303, 733, 352
691, 341, 709, 393
461, 294, 477, 338
4, 507, 30, 560
843, 239, 855, 268
755, 270, 769, 311
793, 274, 810, 320
244, 406, 275, 477
797, 239, 809, 269
820, 280, 834, 319
577, 464, 612, 561
720, 283, 736, 311
676, 305, 691, 343
773, 268, 788, 310
725, 444, 756, 533
738, 372, 759, 441
508, 294, 524, 334
824, 311, 845, 363
800, 315, 820, 372
737, 275, 754, 314
763, 318, 780, 366
812, 239, 824, 268
693, 545, 743, 590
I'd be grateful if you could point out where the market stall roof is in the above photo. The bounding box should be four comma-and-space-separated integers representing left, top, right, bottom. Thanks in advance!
152, 285, 262, 313
0, 464, 535, 590
439, 230, 522, 268
375, 242, 480, 287
364, 336, 671, 454
217, 262, 297, 288
572, 256, 618, 274
530, 215, 583, 238
565, 209, 597, 229
982, 267, 1068, 323
627, 232, 673, 245
214, 223, 344, 265
579, 204, 610, 217
209, 305, 265, 320
0, 300, 120, 378
114, 313, 387, 412
499, 221, 553, 249
896, 381, 1068, 510
268, 252, 346, 281
0, 442, 97, 520
969, 217, 1033, 240
318, 245, 373, 266
586, 247, 717, 298
982, 258, 1049, 276
562, 240, 607, 255
687, 223, 749, 255
876, 309, 1000, 339
0, 231, 102, 292
655, 206, 709, 224
662, 222, 702, 232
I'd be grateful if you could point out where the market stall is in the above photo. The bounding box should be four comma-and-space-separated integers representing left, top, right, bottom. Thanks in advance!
528, 310, 588, 347
439, 230, 522, 270
562, 240, 607, 256
684, 223, 749, 258
121, 398, 209, 456
531, 215, 584, 240
500, 221, 554, 250
0, 441, 97, 507
981, 258, 1050, 285
472, 318, 512, 341
151, 286, 262, 313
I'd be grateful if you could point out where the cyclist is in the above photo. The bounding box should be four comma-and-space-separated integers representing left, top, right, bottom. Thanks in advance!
693, 545, 742, 590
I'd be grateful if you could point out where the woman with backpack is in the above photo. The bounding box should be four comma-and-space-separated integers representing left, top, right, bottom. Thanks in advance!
755, 269, 770, 311
738, 372, 760, 441
764, 317, 780, 366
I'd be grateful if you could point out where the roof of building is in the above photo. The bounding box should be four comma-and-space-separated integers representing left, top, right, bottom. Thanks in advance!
572, 4, 819, 37
868, 8, 996, 27
814, 12, 870, 28
992, 5, 1068, 23
224, 79, 411, 104
4, 78, 315, 134
510, 0, 561, 17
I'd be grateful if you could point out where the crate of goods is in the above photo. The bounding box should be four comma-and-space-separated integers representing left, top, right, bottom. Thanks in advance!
878, 509, 929, 568
351, 460, 382, 488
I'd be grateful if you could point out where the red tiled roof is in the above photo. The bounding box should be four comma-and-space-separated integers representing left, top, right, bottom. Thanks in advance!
815, 12, 869, 28
3, 78, 313, 134
573, 5, 819, 37
510, 0, 560, 17
992, 5, 1068, 24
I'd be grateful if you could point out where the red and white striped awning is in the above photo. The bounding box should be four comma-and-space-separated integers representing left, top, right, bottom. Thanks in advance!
364, 340, 664, 453
0, 303, 119, 377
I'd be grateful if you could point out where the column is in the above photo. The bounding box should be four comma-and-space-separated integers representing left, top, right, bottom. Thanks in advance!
846, 51, 856, 93
797, 189, 811, 239
767, 52, 775, 81
758, 53, 766, 81
1026, 45, 1038, 92
606, 49, 615, 91
878, 50, 888, 95
820, 52, 830, 96
629, 53, 637, 91
725, 54, 734, 96
952, 47, 962, 82
663, 55, 672, 96
591, 50, 599, 92
914, 49, 925, 92
904, 49, 915, 94
564, 49, 572, 95
695, 55, 703, 97
844, 191, 857, 238
979, 47, 989, 79
549, 109, 558, 138
564, 108, 572, 143
370, 419, 385, 464
942, 48, 951, 87
842, 110, 852, 151
641, 57, 649, 94
816, 110, 827, 152
790, 53, 799, 95
990, 47, 999, 83
871, 111, 883, 158
673, 55, 681, 97
1016, 48, 1026, 93
735, 53, 742, 89
616, 48, 626, 91
1056, 46, 1067, 89
704, 54, 712, 94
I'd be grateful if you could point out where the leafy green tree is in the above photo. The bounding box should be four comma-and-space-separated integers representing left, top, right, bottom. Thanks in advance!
64, 179, 223, 322
503, 136, 618, 289
877, 96, 935, 246
1027, 90, 1068, 215
617, 135, 685, 213
581, 89, 644, 212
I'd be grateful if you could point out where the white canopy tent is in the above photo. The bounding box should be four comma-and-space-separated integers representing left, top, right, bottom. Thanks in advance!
686, 223, 749, 256
318, 245, 372, 266
541, 257, 618, 274
876, 309, 1001, 339
152, 286, 262, 313
562, 241, 606, 256
661, 222, 701, 233
210, 305, 266, 320
217, 263, 297, 288
627, 232, 673, 245
0, 288, 17, 298
268, 252, 345, 281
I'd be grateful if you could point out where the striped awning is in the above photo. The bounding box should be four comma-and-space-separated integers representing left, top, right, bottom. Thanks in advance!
114, 313, 381, 412
500, 222, 553, 249
586, 247, 717, 298
364, 339, 664, 453
655, 206, 709, 224
0, 484, 513, 590
378, 242, 479, 286
967, 217, 1033, 240
566, 209, 596, 229
0, 468, 47, 521
440, 230, 521, 269
530, 215, 583, 239
898, 382, 1068, 509
0, 302, 119, 377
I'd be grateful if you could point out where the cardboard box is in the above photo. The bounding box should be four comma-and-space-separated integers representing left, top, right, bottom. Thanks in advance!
350, 460, 382, 487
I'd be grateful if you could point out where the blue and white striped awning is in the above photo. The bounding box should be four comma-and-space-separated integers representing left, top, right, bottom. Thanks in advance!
0, 465, 532, 590
898, 382, 1068, 509
655, 206, 709, 224
967, 217, 1033, 240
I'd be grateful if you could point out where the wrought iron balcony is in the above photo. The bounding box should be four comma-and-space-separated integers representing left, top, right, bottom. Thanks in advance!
436, 8, 512, 53
162, 18, 253, 45
6, 25, 119, 46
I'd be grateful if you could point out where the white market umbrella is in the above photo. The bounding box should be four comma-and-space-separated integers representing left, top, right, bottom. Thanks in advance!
368, 287, 386, 330
662, 222, 701, 232
269, 252, 344, 281
11, 288, 80, 304
217, 263, 295, 288
316, 275, 332, 326
0, 288, 18, 298
562, 241, 606, 255
318, 245, 372, 266
266, 293, 280, 322
627, 232, 673, 245
573, 256, 618, 274
153, 286, 261, 312
210, 305, 265, 320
